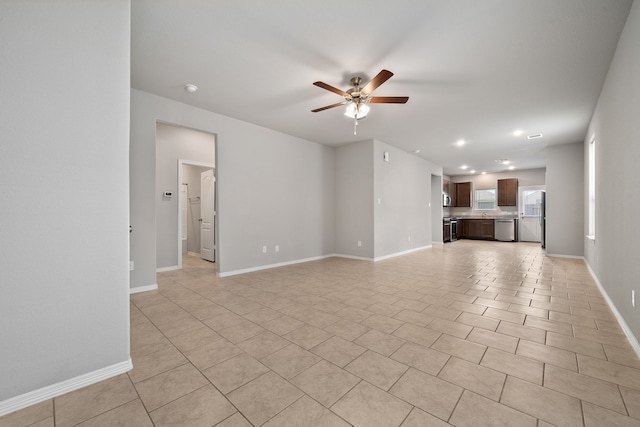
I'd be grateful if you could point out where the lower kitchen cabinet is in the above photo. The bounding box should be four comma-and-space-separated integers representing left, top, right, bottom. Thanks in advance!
459, 219, 494, 240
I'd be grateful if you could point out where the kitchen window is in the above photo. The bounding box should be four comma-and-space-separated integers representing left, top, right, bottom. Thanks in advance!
475, 189, 496, 210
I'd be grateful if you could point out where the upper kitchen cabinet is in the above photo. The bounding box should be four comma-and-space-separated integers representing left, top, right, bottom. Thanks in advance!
456, 182, 472, 207
497, 178, 518, 206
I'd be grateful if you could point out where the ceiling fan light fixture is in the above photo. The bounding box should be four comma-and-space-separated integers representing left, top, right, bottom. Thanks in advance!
344, 102, 370, 119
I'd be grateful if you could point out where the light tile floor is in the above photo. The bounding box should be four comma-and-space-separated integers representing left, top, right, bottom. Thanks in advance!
3, 241, 640, 426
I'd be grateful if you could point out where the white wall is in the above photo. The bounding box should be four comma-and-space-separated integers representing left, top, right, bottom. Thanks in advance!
545, 142, 584, 256
334, 140, 442, 259
130, 90, 335, 285
584, 0, 640, 343
0, 0, 131, 409
156, 123, 215, 268
334, 141, 375, 258
373, 141, 434, 258
431, 175, 444, 243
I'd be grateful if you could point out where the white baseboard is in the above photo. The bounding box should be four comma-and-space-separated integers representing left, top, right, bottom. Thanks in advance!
220, 246, 435, 277
546, 253, 584, 259
130, 284, 158, 294
584, 260, 640, 358
0, 359, 132, 417
333, 254, 373, 262
218, 254, 335, 277
156, 265, 180, 273
373, 245, 432, 262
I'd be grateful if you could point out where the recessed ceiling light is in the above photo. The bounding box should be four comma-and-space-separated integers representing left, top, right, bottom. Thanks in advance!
460, 165, 468, 170
513, 129, 524, 136
494, 159, 508, 164
184, 83, 198, 93
527, 133, 543, 140
470, 170, 476, 174
456, 139, 465, 146
481, 171, 486, 175
412, 149, 421, 154
509, 166, 515, 170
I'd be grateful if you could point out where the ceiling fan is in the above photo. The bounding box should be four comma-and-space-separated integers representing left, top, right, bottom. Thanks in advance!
311, 69, 409, 135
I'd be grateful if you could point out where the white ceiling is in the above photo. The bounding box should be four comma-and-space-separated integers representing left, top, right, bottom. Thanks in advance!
131, 0, 632, 176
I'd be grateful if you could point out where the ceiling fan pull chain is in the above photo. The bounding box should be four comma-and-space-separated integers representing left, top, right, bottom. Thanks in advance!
353, 117, 358, 135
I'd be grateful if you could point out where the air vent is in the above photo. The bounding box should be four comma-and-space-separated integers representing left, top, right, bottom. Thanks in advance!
527, 134, 543, 140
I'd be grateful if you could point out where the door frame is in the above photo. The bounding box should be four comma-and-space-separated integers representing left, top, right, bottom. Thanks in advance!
518, 185, 545, 242
177, 159, 216, 269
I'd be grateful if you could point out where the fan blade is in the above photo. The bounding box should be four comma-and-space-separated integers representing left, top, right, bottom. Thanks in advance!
311, 102, 346, 113
313, 81, 349, 97
369, 96, 409, 104
361, 69, 393, 95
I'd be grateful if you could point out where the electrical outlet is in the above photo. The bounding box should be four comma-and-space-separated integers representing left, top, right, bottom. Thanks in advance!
262, 246, 267, 253
275, 245, 279, 252
357, 241, 362, 247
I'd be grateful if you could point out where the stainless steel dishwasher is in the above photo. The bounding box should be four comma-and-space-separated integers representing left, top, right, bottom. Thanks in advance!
495, 219, 515, 241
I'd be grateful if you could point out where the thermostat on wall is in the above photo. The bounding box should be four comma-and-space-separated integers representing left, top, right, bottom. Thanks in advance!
162, 191, 173, 198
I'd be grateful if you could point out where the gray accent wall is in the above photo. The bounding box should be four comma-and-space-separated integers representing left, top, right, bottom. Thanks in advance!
335, 141, 375, 258
0, 0, 131, 401
545, 142, 585, 257
130, 90, 335, 286
584, 0, 640, 342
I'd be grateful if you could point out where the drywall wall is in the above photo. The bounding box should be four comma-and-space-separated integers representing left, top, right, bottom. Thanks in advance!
334, 140, 442, 259
155, 123, 215, 268
373, 141, 435, 258
334, 141, 375, 258
584, 0, 640, 343
545, 142, 584, 257
130, 90, 335, 285
431, 175, 443, 243
0, 0, 131, 407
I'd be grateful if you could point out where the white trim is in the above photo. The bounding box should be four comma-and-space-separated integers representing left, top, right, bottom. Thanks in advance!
130, 284, 158, 294
187, 251, 201, 257
373, 245, 432, 262
0, 359, 132, 417
156, 265, 179, 273
546, 253, 584, 260
220, 246, 435, 277
334, 254, 374, 262
218, 254, 335, 277
584, 260, 640, 357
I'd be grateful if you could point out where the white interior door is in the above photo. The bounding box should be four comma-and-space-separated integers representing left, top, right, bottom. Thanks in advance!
200, 169, 215, 262
519, 186, 544, 242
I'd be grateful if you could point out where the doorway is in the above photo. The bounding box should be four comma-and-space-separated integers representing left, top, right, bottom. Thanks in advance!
519, 185, 545, 242
178, 160, 216, 268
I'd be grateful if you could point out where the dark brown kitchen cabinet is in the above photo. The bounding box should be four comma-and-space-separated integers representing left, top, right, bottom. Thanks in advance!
497, 178, 518, 206
456, 182, 472, 207
459, 219, 494, 240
